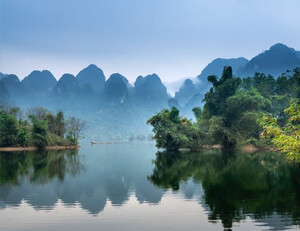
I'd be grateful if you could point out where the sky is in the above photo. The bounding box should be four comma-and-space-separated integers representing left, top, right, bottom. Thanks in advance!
1, 0, 300, 83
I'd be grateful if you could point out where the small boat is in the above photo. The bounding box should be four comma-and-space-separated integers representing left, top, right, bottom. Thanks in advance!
90, 141, 96, 144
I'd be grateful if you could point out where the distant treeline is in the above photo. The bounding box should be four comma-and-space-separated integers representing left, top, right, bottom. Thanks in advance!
148, 67, 300, 161
0, 107, 86, 148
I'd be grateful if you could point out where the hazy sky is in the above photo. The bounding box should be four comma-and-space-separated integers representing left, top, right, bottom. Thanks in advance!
1, 0, 300, 83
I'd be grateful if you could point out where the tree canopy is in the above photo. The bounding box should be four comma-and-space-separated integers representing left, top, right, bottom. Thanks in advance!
0, 107, 85, 148
260, 99, 300, 162
148, 66, 299, 153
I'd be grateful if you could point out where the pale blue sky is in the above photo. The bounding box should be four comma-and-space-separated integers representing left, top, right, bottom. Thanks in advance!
1, 0, 300, 82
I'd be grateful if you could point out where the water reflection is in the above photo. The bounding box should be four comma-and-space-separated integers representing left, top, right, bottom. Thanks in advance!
149, 150, 300, 230
0, 150, 82, 184
0, 144, 299, 230
0, 144, 164, 215
0, 149, 83, 209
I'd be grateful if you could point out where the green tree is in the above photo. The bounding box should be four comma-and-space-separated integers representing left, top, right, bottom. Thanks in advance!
192, 106, 202, 120
201, 67, 272, 147
148, 66, 299, 150
201, 67, 243, 147
17, 120, 29, 147
46, 111, 65, 138
30, 115, 50, 148
147, 107, 187, 150
27, 107, 48, 120
9, 107, 22, 120
147, 107, 204, 150
66, 117, 86, 145
56, 111, 65, 138
203, 66, 241, 119
259, 99, 300, 162
291, 67, 300, 98
46, 112, 56, 135
0, 113, 19, 146
224, 89, 271, 140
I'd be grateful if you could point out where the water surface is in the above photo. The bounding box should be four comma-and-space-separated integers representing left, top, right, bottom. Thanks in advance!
0, 143, 299, 231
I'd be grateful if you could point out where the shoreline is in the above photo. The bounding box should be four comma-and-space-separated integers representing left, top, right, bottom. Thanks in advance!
0, 145, 80, 152
179, 144, 275, 153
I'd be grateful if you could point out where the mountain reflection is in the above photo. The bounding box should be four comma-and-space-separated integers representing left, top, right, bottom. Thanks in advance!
0, 143, 164, 214
0, 145, 299, 230
0, 149, 82, 184
0, 149, 83, 209
148, 150, 300, 230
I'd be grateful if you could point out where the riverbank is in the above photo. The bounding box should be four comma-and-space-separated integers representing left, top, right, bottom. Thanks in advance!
0, 145, 80, 152
179, 144, 276, 154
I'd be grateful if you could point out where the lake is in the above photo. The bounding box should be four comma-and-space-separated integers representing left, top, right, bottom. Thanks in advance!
0, 142, 299, 231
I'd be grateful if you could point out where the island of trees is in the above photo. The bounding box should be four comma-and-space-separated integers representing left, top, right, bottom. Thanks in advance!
0, 106, 86, 149
148, 66, 300, 162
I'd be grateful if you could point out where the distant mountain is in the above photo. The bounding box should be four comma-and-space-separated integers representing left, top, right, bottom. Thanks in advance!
0, 74, 30, 101
53, 74, 80, 98
174, 79, 199, 107
163, 78, 186, 96
174, 58, 248, 109
22, 70, 57, 95
182, 93, 204, 117
103, 73, 130, 105
173, 43, 300, 114
238, 43, 300, 77
290, 46, 300, 59
76, 64, 105, 93
1, 43, 299, 138
0, 72, 6, 80
197, 57, 248, 92
134, 74, 169, 107
0, 81, 10, 105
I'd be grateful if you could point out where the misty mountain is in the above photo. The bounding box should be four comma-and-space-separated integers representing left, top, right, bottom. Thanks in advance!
174, 79, 199, 107
0, 75, 31, 104
184, 93, 204, 111
76, 64, 105, 93
22, 70, 57, 95
1, 42, 299, 139
0, 72, 6, 80
238, 43, 300, 77
53, 74, 80, 99
197, 57, 248, 92
0, 81, 10, 105
134, 74, 169, 107
163, 78, 186, 96
173, 58, 247, 112
102, 73, 130, 106
173, 43, 300, 112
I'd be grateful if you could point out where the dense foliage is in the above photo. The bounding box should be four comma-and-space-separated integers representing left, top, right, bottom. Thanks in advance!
147, 107, 205, 150
0, 107, 86, 148
148, 66, 299, 154
202, 67, 272, 148
260, 99, 300, 162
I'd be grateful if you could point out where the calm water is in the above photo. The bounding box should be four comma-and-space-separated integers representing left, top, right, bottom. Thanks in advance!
0, 142, 299, 231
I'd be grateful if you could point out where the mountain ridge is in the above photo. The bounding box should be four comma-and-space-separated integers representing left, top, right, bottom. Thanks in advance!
0, 42, 299, 139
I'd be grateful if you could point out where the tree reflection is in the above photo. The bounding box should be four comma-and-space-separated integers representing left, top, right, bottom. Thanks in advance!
148, 150, 300, 229
0, 149, 83, 185
0, 144, 163, 214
